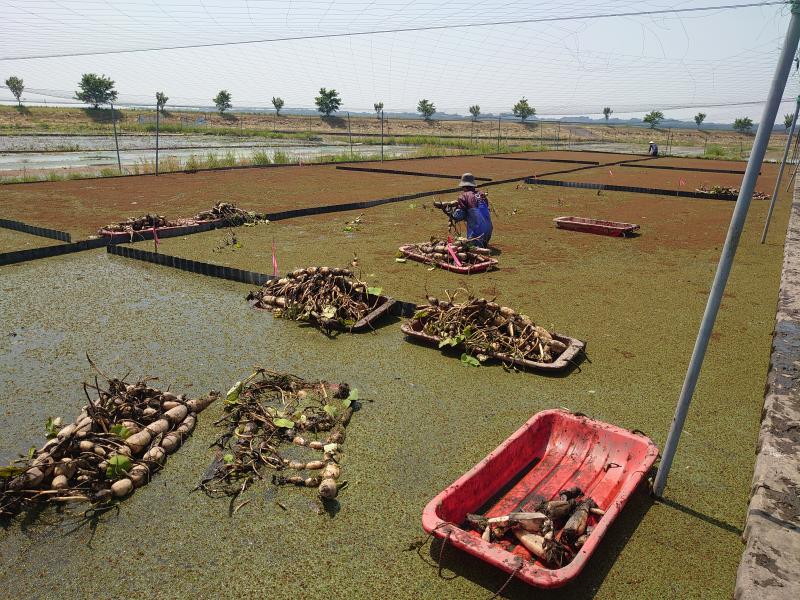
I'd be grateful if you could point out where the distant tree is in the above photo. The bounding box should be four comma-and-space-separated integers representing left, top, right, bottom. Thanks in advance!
213, 90, 232, 114
156, 91, 168, 113
512, 97, 535, 121
733, 116, 754, 134
602, 107, 613, 121
272, 96, 284, 116
785, 112, 795, 130
5, 76, 24, 106
374, 102, 384, 119
694, 112, 706, 130
75, 73, 118, 109
469, 105, 481, 121
643, 110, 664, 129
417, 99, 436, 121
315, 88, 341, 116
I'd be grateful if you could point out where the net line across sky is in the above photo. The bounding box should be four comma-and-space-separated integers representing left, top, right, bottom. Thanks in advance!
0, 0, 797, 122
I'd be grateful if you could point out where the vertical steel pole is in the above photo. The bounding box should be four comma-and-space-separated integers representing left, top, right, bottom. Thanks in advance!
380, 109, 384, 162
111, 102, 122, 174
347, 112, 353, 158
653, 3, 800, 497
761, 96, 800, 242
155, 101, 160, 176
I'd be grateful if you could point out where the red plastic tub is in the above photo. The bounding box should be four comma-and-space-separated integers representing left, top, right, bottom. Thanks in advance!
554, 216, 640, 237
422, 409, 659, 589
398, 244, 498, 274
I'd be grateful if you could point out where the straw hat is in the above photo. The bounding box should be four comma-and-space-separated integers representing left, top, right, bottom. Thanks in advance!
459, 173, 477, 188
649, 140, 655, 144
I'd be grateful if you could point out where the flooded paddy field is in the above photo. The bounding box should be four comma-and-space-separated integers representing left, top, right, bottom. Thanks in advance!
0, 151, 791, 599
0, 133, 419, 176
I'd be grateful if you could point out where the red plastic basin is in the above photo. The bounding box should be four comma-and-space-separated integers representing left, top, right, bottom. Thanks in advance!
421, 409, 659, 588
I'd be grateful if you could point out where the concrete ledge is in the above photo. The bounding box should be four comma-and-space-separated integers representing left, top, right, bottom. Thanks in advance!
735, 182, 800, 599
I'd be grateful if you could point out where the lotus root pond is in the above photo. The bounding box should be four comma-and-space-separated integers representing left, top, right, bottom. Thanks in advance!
0, 150, 792, 599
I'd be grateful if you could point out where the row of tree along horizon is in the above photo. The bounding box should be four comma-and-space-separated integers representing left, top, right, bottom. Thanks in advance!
3, 73, 792, 134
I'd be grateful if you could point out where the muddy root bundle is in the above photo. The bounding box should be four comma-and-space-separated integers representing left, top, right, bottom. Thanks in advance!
99, 202, 266, 235
193, 201, 267, 224
99, 213, 176, 234
0, 369, 218, 517
415, 292, 567, 364
199, 368, 355, 502
695, 185, 769, 200
465, 487, 605, 568
404, 237, 492, 267
247, 267, 381, 332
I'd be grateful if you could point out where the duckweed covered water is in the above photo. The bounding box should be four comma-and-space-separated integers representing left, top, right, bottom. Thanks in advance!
0, 210, 786, 600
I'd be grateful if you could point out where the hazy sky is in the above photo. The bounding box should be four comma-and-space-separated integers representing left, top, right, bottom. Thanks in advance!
1, 0, 797, 122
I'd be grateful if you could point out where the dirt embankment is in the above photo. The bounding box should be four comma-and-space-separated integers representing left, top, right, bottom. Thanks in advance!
1, 106, 786, 150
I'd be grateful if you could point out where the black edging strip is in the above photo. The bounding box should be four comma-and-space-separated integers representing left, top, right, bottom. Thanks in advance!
0, 218, 72, 242
106, 244, 420, 318
0, 237, 107, 266
523, 177, 738, 200
335, 165, 492, 181
485, 156, 600, 165
618, 163, 753, 175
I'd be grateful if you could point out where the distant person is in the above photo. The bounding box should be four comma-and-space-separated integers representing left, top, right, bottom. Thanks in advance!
434, 173, 493, 247
648, 140, 659, 156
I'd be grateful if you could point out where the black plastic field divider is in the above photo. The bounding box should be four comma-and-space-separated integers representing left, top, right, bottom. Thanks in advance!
107, 244, 272, 286
0, 237, 108, 266
618, 163, 753, 175
260, 175, 540, 222
0, 218, 72, 242
522, 177, 737, 200
335, 165, 492, 181
484, 156, 600, 165
108, 243, 422, 318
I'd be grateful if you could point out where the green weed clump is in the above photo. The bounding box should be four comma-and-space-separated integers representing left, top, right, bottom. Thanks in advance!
185, 155, 200, 172
251, 150, 272, 165
221, 151, 238, 167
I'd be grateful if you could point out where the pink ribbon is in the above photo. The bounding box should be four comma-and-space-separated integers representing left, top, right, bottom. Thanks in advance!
446, 243, 463, 267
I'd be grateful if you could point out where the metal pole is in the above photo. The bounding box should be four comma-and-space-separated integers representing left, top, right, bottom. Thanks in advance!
761, 96, 800, 242
347, 111, 353, 158
652, 2, 800, 497
380, 109, 384, 162
497, 116, 501, 152
110, 102, 122, 174
155, 101, 160, 176
785, 134, 800, 191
